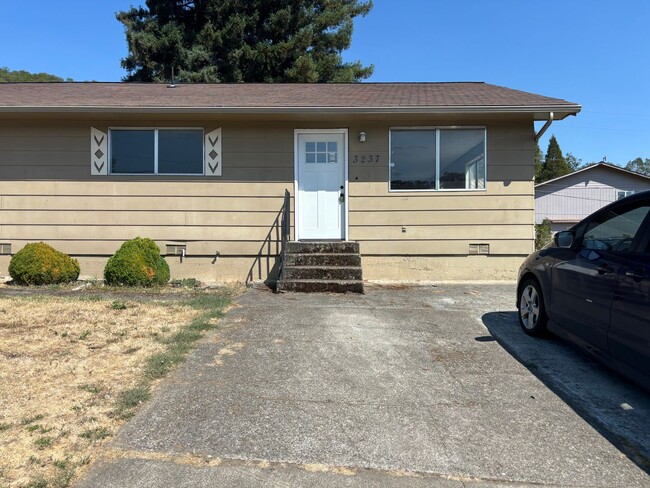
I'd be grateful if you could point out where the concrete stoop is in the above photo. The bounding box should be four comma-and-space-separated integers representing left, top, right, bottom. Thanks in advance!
277, 241, 364, 293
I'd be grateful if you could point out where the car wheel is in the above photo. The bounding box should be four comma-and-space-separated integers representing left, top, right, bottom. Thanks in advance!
518, 278, 548, 336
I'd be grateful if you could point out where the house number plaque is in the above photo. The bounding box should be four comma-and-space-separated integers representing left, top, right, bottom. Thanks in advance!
351, 154, 381, 163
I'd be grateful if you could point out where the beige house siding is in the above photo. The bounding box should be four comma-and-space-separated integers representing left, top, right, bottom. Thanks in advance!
0, 116, 534, 282
347, 119, 534, 279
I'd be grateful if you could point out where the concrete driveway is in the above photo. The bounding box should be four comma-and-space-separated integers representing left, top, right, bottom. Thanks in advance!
80, 284, 650, 487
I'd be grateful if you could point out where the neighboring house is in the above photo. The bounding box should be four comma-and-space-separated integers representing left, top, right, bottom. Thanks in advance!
535, 163, 650, 233
0, 82, 580, 283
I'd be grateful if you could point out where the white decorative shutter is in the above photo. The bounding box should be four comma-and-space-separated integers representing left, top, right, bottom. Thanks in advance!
205, 128, 222, 176
90, 127, 108, 175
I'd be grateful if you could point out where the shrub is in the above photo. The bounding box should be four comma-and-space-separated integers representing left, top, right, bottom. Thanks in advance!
8, 242, 80, 285
535, 218, 553, 250
104, 237, 170, 287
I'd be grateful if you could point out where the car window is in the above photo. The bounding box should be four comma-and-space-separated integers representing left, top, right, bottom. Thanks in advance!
639, 227, 650, 254
582, 205, 650, 253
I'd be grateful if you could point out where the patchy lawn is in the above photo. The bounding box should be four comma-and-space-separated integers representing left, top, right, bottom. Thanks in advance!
0, 286, 235, 487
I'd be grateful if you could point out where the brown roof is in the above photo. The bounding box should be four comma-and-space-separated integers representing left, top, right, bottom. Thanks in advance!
0, 82, 580, 118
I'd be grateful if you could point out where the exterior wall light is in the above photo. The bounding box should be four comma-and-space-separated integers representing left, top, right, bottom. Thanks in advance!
359, 131, 367, 143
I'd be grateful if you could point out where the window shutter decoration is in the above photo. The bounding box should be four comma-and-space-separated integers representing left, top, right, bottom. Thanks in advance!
205, 128, 222, 176
90, 127, 108, 176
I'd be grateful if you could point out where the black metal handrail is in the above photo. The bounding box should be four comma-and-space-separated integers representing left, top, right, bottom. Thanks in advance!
279, 189, 291, 279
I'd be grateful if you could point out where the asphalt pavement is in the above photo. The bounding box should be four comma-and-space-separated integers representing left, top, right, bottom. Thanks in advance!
79, 284, 650, 487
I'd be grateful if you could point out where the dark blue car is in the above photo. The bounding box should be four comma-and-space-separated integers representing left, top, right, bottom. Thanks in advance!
517, 191, 650, 391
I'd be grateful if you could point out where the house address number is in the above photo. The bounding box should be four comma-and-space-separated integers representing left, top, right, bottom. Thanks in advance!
352, 154, 381, 163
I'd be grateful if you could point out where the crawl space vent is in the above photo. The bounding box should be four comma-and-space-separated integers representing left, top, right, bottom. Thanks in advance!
469, 243, 490, 255
166, 244, 187, 256
0, 243, 11, 255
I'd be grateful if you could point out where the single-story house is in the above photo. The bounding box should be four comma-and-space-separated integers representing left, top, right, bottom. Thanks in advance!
536, 162, 650, 233
0, 82, 580, 284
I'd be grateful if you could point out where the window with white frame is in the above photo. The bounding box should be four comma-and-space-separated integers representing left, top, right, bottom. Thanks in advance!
617, 190, 635, 200
110, 128, 204, 175
390, 128, 486, 191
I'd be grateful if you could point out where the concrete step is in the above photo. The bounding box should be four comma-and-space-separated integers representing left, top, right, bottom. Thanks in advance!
277, 279, 364, 294
286, 241, 359, 254
282, 266, 363, 281
278, 241, 363, 293
284, 253, 361, 267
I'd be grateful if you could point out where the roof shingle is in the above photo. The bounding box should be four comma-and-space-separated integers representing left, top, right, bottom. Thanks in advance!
0, 82, 580, 114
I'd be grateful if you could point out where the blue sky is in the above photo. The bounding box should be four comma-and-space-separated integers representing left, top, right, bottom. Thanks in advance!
2, 0, 649, 166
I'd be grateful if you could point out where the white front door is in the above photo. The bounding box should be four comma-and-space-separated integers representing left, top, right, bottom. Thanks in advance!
296, 130, 346, 240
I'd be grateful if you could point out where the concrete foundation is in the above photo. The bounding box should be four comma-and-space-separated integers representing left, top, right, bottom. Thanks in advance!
0, 254, 524, 284
361, 255, 524, 281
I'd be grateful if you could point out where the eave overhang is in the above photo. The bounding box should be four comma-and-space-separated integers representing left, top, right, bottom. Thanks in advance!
0, 104, 582, 120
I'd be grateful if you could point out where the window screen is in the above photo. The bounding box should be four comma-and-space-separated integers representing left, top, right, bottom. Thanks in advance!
390, 128, 486, 191
110, 129, 203, 175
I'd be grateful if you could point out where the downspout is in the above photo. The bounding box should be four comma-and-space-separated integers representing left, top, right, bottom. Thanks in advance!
534, 112, 554, 143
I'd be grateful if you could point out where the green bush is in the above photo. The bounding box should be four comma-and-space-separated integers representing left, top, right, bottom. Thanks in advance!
535, 219, 553, 250
104, 237, 170, 287
8, 242, 80, 285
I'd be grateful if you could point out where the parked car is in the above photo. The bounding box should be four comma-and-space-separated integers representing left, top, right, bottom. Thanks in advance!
517, 190, 650, 391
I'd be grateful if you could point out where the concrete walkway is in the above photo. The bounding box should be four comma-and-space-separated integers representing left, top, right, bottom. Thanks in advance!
79, 284, 650, 487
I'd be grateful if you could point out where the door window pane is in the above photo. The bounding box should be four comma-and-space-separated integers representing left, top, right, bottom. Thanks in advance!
111, 130, 155, 174
582, 205, 650, 252
390, 130, 436, 190
306, 140, 336, 164
158, 130, 203, 174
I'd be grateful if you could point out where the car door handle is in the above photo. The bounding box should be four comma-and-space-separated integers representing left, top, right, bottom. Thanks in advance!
625, 268, 647, 282
596, 264, 614, 275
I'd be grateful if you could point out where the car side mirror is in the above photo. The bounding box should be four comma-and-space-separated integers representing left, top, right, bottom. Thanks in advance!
555, 231, 575, 248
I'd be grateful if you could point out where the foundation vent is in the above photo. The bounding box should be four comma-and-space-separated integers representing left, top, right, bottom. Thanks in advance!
0, 243, 11, 255
166, 244, 187, 256
469, 243, 490, 255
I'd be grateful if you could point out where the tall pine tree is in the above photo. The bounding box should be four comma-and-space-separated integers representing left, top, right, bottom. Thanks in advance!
117, 0, 374, 83
539, 135, 572, 183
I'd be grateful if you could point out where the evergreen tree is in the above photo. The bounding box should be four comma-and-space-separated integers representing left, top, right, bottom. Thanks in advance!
539, 135, 572, 183
565, 152, 582, 172
626, 157, 650, 176
533, 141, 543, 181
117, 0, 374, 83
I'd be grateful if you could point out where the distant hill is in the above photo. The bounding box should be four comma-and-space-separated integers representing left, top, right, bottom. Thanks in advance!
0, 67, 71, 82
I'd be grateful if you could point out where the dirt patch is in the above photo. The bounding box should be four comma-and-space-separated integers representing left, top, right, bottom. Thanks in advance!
213, 342, 245, 366
0, 291, 228, 487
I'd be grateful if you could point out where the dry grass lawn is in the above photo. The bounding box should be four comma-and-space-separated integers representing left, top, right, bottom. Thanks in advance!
0, 290, 230, 487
